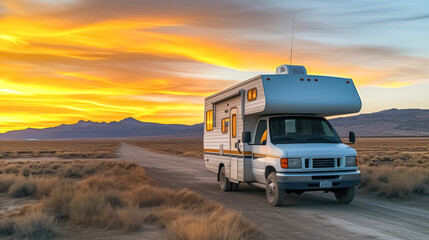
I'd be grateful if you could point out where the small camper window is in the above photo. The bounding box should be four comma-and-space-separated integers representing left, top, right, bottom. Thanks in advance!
221, 118, 229, 134
232, 114, 236, 138
206, 110, 213, 131
247, 88, 257, 101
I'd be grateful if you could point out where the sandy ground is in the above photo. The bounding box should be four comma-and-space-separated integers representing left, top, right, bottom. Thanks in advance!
118, 142, 429, 240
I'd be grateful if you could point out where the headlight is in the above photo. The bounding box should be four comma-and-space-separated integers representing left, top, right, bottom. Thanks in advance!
284, 158, 301, 168
346, 156, 357, 166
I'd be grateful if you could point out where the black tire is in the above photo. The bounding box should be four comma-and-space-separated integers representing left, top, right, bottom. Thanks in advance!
219, 166, 232, 191
334, 187, 355, 203
266, 172, 285, 206
231, 182, 239, 191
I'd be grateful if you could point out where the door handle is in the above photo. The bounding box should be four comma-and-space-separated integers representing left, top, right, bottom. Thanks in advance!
236, 140, 242, 154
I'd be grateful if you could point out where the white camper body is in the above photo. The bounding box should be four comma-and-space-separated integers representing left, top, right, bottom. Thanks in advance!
204, 65, 362, 205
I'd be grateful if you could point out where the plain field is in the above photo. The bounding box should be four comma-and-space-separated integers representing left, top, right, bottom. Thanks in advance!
0, 137, 428, 239
2, 137, 429, 198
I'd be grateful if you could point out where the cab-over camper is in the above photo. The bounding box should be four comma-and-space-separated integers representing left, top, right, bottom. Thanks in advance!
204, 65, 361, 206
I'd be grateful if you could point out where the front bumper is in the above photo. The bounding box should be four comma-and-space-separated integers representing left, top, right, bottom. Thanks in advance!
276, 170, 360, 190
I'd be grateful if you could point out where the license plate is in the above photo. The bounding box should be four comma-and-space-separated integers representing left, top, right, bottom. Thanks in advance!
320, 180, 332, 188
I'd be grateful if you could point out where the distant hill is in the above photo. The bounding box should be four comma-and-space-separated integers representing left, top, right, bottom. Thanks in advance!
330, 108, 429, 137
0, 118, 203, 140
0, 109, 427, 140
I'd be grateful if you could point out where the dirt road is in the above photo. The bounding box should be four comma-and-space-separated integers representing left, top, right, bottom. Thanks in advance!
119, 143, 429, 240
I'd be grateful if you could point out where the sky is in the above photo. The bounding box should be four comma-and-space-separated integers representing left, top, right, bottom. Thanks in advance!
0, 0, 428, 132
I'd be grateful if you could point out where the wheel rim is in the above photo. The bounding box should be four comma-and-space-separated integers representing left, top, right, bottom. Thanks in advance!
267, 180, 276, 201
220, 168, 225, 188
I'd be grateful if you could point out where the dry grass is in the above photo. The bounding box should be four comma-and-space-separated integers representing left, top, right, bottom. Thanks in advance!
342, 138, 429, 197
348, 138, 429, 168
0, 160, 260, 239
125, 137, 203, 158
359, 165, 429, 197
0, 139, 120, 159
0, 211, 55, 239
166, 210, 258, 240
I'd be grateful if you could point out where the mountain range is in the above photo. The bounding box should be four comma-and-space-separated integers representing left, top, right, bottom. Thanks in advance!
0, 117, 203, 140
330, 108, 429, 137
0, 109, 428, 140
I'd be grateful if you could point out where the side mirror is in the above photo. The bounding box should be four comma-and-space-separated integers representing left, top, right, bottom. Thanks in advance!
349, 131, 356, 144
242, 131, 251, 144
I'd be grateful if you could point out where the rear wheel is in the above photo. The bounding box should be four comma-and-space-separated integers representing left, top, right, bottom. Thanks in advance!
334, 187, 355, 203
266, 172, 284, 206
219, 166, 232, 191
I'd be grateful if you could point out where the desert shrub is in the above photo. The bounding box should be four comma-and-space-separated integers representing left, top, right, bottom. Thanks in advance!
0, 218, 15, 237
4, 164, 20, 174
117, 206, 146, 232
42, 183, 75, 220
0, 174, 16, 192
124, 185, 173, 207
34, 177, 61, 198
386, 167, 427, 197
360, 165, 429, 197
14, 211, 55, 240
167, 209, 260, 240
21, 167, 31, 177
170, 189, 207, 210
69, 186, 117, 227
8, 177, 37, 198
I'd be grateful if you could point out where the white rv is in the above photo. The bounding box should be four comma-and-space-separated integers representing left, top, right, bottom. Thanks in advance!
204, 65, 361, 206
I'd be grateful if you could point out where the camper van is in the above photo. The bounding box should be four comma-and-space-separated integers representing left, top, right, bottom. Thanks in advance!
203, 65, 361, 206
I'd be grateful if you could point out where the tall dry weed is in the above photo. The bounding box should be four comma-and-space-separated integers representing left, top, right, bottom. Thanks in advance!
8, 177, 37, 198
69, 186, 117, 227
157, 208, 260, 240
0, 174, 15, 192
42, 182, 75, 220
360, 165, 429, 197
14, 211, 55, 240
34, 176, 60, 198
0, 218, 15, 237
117, 206, 146, 232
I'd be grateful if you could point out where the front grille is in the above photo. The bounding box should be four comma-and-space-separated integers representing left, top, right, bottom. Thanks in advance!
312, 158, 335, 168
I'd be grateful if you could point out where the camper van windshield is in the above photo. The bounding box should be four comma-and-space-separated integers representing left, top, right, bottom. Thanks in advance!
269, 117, 341, 144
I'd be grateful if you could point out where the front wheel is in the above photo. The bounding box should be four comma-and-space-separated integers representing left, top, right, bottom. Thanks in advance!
266, 172, 284, 206
219, 166, 232, 191
334, 187, 355, 203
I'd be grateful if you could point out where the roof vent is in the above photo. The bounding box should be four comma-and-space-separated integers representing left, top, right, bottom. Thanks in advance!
275, 65, 307, 75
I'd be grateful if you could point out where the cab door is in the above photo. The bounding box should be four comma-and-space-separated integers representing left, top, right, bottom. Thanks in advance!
229, 108, 238, 181
252, 119, 267, 183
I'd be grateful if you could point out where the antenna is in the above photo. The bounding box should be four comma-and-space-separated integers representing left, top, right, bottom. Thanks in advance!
289, 11, 295, 70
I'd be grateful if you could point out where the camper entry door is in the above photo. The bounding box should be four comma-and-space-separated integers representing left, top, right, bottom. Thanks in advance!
229, 108, 239, 181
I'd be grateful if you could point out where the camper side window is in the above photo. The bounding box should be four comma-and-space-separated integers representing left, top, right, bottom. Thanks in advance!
247, 88, 257, 101
232, 114, 237, 138
206, 110, 213, 131
221, 118, 229, 134
254, 120, 267, 145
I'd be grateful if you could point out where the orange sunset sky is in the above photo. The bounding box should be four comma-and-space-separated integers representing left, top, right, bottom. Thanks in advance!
1, 0, 429, 133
